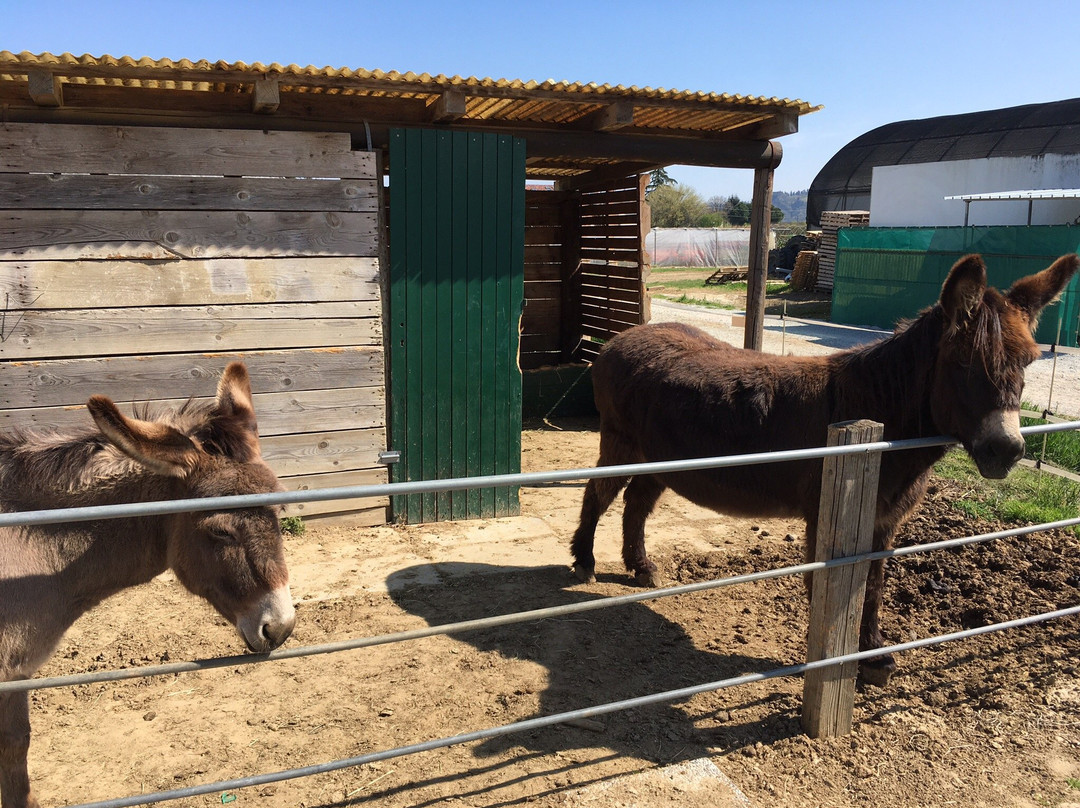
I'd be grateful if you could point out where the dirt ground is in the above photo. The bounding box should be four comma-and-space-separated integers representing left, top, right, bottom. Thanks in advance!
25, 417, 1080, 808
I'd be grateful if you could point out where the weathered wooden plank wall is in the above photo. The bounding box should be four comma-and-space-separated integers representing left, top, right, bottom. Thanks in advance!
519, 176, 648, 370
576, 174, 649, 362
0, 123, 388, 524
521, 189, 571, 369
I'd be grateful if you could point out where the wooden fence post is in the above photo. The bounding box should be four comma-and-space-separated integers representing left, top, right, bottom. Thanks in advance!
801, 419, 884, 738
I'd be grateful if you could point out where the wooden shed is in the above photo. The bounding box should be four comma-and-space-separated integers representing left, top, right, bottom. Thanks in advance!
0, 52, 819, 524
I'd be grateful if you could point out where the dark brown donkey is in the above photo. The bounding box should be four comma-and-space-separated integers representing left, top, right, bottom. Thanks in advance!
571, 253, 1078, 685
0, 363, 295, 808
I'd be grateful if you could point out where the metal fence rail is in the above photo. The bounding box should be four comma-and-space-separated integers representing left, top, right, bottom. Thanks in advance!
4, 513, 1079, 697
0, 420, 1074, 532
4, 420, 1078, 806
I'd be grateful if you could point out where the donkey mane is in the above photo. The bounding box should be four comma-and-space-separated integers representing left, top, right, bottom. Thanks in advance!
0, 398, 237, 513
829, 307, 945, 437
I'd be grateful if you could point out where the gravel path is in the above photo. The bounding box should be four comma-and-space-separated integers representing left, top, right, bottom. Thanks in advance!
650, 299, 1080, 418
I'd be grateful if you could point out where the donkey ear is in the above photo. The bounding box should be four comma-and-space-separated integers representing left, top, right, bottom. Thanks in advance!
216, 362, 257, 424
940, 254, 987, 327
207, 362, 262, 461
87, 396, 199, 477
1005, 254, 1079, 329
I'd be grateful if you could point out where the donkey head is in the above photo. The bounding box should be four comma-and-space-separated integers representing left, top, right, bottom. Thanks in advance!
932, 253, 1079, 478
86, 362, 296, 652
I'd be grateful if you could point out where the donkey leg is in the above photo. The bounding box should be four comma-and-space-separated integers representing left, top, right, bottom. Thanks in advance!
570, 474, 628, 582
805, 518, 895, 686
858, 519, 900, 686
857, 556, 895, 686
622, 474, 666, 587
0, 691, 38, 808
570, 428, 638, 583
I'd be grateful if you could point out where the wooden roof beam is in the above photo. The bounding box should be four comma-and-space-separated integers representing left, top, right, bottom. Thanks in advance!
252, 78, 279, 114
586, 100, 636, 132
555, 161, 659, 191
431, 89, 466, 123
523, 130, 783, 170
27, 70, 63, 107
741, 112, 799, 140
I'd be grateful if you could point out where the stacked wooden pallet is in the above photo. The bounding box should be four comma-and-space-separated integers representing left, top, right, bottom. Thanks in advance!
816, 211, 870, 291
791, 250, 820, 291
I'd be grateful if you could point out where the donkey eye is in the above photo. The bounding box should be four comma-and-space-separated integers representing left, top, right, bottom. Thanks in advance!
208, 526, 237, 544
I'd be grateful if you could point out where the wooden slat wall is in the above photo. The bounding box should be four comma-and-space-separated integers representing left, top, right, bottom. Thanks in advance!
521, 190, 572, 369
816, 210, 870, 292
0, 123, 388, 525
576, 174, 649, 362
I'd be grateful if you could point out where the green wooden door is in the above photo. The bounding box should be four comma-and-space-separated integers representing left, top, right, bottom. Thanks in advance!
388, 128, 525, 523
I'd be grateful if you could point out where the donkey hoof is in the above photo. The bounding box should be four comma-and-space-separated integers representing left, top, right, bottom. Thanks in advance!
572, 564, 596, 584
634, 569, 662, 588
858, 654, 896, 688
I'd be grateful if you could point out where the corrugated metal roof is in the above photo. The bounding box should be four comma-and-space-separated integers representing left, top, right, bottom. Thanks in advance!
0, 51, 820, 182
0, 51, 816, 109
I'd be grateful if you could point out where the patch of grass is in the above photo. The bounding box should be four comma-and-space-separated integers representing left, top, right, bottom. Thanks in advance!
281, 515, 306, 536
934, 449, 1080, 534
663, 294, 738, 310
1067, 777, 1080, 790
649, 265, 713, 274
705, 280, 789, 294
1022, 408, 1080, 474
766, 296, 831, 320
652, 277, 727, 293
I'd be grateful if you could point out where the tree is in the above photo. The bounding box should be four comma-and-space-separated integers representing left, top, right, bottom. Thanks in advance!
706, 195, 726, 213
646, 184, 709, 227
771, 206, 785, 224
726, 198, 751, 226
645, 168, 676, 196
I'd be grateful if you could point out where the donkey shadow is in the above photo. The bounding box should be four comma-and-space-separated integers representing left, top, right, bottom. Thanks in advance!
386, 562, 792, 765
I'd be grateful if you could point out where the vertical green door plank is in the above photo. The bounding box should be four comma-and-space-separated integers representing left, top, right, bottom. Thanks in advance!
449, 130, 470, 521
479, 133, 498, 518
419, 129, 439, 522
508, 136, 526, 514
388, 128, 524, 523
434, 130, 454, 520
405, 129, 426, 524
404, 129, 426, 524
465, 131, 484, 518
493, 135, 512, 516
387, 130, 408, 518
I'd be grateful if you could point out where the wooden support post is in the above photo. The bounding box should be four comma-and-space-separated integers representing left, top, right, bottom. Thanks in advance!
802, 419, 883, 738
744, 165, 774, 350
638, 172, 652, 325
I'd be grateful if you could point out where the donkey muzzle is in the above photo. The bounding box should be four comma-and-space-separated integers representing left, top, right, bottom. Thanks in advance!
969, 410, 1025, 479
238, 585, 296, 652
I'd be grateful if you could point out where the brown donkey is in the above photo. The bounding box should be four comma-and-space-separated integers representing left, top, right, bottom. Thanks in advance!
0, 363, 295, 808
571, 253, 1079, 685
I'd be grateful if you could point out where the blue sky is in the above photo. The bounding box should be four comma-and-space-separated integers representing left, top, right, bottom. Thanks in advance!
7, 0, 1079, 200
